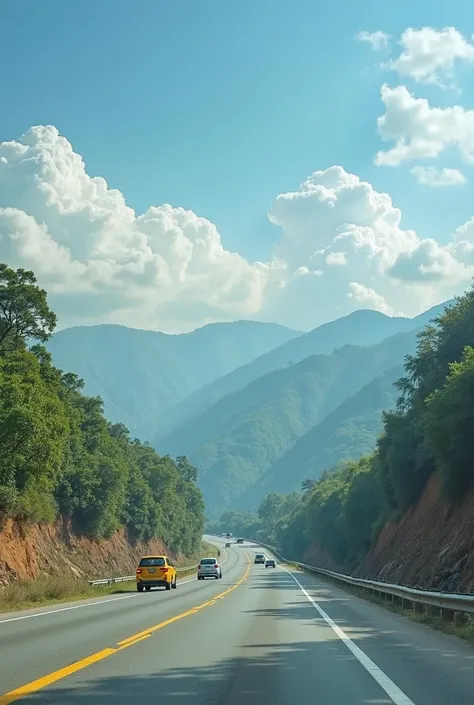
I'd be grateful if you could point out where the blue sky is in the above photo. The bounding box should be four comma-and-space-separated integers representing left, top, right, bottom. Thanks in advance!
1, 1, 474, 331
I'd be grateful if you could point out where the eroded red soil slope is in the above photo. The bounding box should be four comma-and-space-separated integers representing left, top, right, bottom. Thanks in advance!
0, 515, 171, 586
355, 476, 474, 592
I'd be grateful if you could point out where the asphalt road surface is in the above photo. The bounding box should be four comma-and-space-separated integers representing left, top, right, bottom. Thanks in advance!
1, 538, 474, 705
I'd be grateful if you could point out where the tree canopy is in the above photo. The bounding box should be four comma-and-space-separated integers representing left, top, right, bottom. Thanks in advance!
0, 264, 204, 554
215, 284, 474, 571
0, 265, 56, 354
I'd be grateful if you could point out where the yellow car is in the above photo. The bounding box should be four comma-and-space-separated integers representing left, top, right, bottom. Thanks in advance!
136, 555, 177, 592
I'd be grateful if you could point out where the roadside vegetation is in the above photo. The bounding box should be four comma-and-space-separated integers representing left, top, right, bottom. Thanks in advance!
210, 284, 474, 574
0, 540, 216, 613
0, 262, 205, 561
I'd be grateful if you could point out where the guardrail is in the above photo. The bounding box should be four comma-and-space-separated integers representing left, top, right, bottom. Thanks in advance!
89, 564, 198, 587
89, 536, 228, 586
244, 538, 474, 623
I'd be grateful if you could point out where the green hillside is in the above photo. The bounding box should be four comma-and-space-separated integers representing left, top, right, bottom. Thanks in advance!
191, 351, 351, 514
167, 327, 429, 517
245, 366, 403, 506
261, 286, 474, 576
47, 320, 300, 439
155, 302, 451, 444
0, 263, 204, 554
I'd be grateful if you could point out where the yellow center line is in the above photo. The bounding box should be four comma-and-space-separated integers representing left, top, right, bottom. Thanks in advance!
0, 649, 116, 705
0, 553, 251, 705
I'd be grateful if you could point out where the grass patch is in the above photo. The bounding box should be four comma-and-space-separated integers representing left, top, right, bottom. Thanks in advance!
0, 574, 119, 613
0, 539, 215, 613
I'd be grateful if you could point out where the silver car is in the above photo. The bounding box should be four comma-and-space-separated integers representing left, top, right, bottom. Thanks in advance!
197, 557, 222, 580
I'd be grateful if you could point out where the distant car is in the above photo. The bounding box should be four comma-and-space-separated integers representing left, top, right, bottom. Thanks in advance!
136, 555, 177, 591
236, 538, 244, 544
197, 557, 222, 580
265, 558, 276, 568
225, 542, 231, 548
254, 553, 265, 564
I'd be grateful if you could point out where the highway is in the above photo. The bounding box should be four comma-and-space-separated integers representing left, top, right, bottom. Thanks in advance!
1, 539, 474, 705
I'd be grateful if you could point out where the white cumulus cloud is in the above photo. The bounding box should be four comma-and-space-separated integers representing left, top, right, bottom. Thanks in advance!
389, 26, 474, 86
389, 238, 465, 283
263, 165, 472, 328
375, 84, 474, 166
326, 251, 347, 266
268, 164, 418, 273
356, 31, 390, 51
0, 126, 278, 332
410, 166, 466, 186
0, 126, 472, 333
348, 282, 394, 315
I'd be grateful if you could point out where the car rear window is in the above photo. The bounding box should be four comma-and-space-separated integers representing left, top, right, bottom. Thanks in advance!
200, 558, 217, 565
139, 557, 166, 567
256, 554, 264, 558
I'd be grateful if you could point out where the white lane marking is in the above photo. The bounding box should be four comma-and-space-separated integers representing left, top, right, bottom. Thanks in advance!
221, 546, 228, 565
0, 542, 233, 626
0, 577, 194, 626
280, 566, 416, 705
205, 541, 228, 566
0, 593, 150, 625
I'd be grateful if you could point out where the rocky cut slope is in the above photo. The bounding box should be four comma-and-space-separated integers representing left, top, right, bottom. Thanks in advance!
0, 516, 170, 586
354, 476, 474, 593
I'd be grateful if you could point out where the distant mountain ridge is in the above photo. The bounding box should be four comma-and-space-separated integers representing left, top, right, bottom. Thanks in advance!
157, 300, 453, 516
47, 320, 301, 438
156, 301, 453, 445
162, 332, 413, 516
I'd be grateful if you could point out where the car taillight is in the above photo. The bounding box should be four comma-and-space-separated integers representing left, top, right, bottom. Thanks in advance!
214, 564, 219, 568
136, 569, 142, 574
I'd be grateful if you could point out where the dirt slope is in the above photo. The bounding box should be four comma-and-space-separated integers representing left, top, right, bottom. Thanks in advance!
355, 476, 474, 592
302, 475, 474, 593
0, 515, 174, 586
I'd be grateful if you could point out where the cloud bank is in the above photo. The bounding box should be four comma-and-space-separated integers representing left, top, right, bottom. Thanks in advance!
2, 26, 474, 337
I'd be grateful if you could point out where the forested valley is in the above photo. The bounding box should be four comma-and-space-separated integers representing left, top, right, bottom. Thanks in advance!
209, 284, 474, 578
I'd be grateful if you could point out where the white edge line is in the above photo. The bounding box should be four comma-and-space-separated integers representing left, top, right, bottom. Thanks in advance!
0, 542, 231, 626
280, 565, 417, 705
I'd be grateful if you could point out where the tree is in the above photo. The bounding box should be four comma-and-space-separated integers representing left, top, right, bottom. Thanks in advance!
0, 349, 69, 521
0, 261, 206, 551
258, 492, 285, 538
301, 479, 315, 492
176, 456, 198, 483
0, 265, 57, 354
425, 345, 474, 501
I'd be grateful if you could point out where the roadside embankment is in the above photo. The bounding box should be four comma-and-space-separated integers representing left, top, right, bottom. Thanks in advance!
0, 515, 212, 611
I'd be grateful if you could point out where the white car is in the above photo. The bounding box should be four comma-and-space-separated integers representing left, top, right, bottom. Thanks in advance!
265, 558, 276, 568
197, 557, 222, 580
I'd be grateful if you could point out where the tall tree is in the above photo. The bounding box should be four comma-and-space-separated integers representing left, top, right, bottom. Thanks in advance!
0, 264, 56, 354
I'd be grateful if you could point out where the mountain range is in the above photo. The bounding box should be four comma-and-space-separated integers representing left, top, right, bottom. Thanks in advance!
154, 304, 449, 444
46, 300, 453, 517
47, 320, 300, 438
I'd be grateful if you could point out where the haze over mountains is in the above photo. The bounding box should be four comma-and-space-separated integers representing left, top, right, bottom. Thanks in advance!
154, 304, 451, 443
47, 300, 453, 517
47, 320, 300, 438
